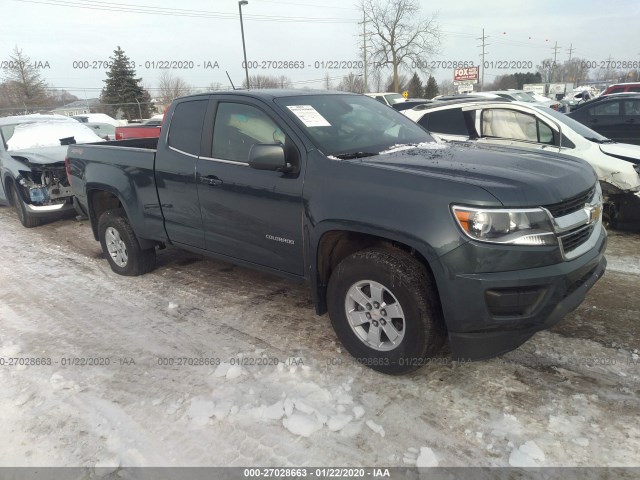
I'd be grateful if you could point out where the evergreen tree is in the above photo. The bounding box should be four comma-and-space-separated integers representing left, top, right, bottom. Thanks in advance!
424, 75, 439, 99
407, 72, 424, 98
101, 46, 151, 119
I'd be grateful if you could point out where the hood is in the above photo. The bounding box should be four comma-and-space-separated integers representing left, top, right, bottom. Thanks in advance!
599, 142, 640, 165
351, 142, 597, 207
9, 145, 68, 166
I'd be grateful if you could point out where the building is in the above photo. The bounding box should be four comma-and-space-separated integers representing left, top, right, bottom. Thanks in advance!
49, 98, 101, 116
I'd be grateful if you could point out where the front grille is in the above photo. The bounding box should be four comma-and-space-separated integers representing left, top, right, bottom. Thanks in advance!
545, 186, 595, 217
560, 224, 594, 254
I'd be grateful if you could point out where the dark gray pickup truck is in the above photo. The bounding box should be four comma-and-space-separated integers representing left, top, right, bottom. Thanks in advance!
67, 90, 607, 374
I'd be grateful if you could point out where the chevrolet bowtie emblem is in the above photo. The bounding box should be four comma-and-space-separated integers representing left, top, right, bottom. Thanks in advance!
585, 203, 602, 224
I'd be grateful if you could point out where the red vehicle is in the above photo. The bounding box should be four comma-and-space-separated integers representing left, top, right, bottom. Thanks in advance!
115, 115, 164, 140
601, 82, 640, 95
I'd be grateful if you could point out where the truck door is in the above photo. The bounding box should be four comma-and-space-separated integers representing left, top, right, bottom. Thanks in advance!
195, 97, 305, 276
155, 97, 209, 249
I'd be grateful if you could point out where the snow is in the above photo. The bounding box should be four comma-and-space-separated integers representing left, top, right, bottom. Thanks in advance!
379, 142, 447, 154
365, 420, 385, 437
283, 413, 323, 437
0, 208, 640, 467
508, 441, 546, 467
4, 120, 104, 151
415, 447, 439, 467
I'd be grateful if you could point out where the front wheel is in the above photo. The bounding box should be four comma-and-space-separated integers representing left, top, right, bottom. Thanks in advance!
8, 182, 42, 228
327, 248, 446, 375
98, 208, 156, 276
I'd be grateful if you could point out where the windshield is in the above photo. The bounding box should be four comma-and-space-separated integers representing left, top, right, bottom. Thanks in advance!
384, 93, 406, 104
503, 92, 536, 102
0, 120, 104, 151
276, 94, 433, 156
534, 105, 610, 142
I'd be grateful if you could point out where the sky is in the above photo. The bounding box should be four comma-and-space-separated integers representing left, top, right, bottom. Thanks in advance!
2, 0, 640, 100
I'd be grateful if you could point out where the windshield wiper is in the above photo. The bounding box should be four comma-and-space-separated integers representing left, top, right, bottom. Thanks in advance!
333, 151, 378, 160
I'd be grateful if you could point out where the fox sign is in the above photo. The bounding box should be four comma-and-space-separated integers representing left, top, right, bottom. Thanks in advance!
454, 66, 479, 83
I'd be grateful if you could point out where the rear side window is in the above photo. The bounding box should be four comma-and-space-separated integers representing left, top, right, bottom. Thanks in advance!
421, 108, 467, 135
167, 99, 208, 155
481, 109, 554, 144
623, 100, 640, 115
628, 86, 640, 92
590, 102, 619, 116
607, 87, 624, 94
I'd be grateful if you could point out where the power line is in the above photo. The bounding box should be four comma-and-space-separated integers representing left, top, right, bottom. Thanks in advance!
12, 0, 358, 23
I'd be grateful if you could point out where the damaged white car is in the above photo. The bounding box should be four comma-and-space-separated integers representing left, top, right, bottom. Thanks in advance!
0, 114, 104, 227
404, 101, 640, 229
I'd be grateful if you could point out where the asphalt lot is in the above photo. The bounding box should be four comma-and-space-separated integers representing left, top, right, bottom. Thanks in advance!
0, 205, 639, 467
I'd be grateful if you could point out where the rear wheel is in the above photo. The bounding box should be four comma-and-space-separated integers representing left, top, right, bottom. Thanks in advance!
327, 248, 446, 375
98, 208, 156, 276
7, 182, 42, 228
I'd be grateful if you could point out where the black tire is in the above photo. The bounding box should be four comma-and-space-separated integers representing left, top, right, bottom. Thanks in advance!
327, 247, 446, 375
7, 182, 42, 228
602, 201, 619, 230
98, 208, 156, 276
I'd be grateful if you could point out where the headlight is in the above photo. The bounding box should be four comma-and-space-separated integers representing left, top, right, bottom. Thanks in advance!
452, 206, 557, 245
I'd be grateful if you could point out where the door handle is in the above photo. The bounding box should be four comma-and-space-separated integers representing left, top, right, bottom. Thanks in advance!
590, 118, 598, 124
200, 175, 223, 186
625, 119, 635, 124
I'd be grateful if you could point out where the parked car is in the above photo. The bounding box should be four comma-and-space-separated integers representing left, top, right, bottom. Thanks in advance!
391, 99, 432, 111
403, 100, 640, 229
68, 90, 606, 374
85, 122, 116, 140
114, 114, 164, 140
474, 90, 561, 109
365, 92, 406, 106
72, 113, 122, 127
559, 90, 593, 112
601, 82, 640, 95
0, 114, 104, 227
567, 93, 640, 146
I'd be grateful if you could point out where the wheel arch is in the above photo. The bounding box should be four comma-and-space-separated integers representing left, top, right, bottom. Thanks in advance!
311, 225, 444, 317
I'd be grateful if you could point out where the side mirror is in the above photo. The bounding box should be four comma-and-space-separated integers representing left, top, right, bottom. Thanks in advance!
248, 143, 288, 171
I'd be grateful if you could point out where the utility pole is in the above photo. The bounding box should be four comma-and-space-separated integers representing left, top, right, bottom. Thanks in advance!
550, 41, 560, 82
567, 43, 575, 87
605, 53, 614, 84
357, 7, 368, 93
239, 1, 250, 90
476, 28, 489, 91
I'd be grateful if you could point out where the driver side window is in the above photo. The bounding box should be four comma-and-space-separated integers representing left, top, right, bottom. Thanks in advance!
212, 102, 287, 163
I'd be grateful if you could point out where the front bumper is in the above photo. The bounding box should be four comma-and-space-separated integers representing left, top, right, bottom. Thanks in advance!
24, 199, 75, 217
438, 227, 607, 361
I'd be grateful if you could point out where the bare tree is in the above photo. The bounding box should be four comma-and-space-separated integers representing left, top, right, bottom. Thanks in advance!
438, 79, 455, 96
385, 74, 408, 92
362, 0, 441, 93
157, 71, 192, 107
1, 46, 51, 112
370, 68, 384, 92
242, 75, 290, 89
336, 73, 365, 93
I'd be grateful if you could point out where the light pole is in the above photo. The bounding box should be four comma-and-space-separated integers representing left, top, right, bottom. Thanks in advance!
238, 1, 250, 89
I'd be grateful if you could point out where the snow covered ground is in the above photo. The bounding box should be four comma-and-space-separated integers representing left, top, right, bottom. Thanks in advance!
0, 207, 639, 468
